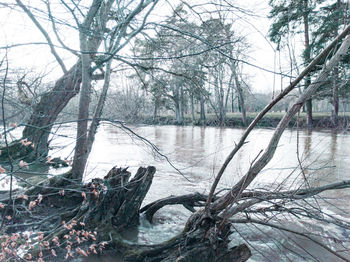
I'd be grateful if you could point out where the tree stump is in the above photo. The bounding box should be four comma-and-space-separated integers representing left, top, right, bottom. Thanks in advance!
78, 166, 155, 233
1, 166, 251, 262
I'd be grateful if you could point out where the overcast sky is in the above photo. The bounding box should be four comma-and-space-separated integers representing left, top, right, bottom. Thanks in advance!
0, 0, 297, 93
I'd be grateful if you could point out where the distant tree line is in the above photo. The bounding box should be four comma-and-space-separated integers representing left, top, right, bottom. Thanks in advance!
98, 1, 350, 126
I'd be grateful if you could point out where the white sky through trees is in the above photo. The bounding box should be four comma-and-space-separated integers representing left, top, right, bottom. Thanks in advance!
0, 0, 299, 93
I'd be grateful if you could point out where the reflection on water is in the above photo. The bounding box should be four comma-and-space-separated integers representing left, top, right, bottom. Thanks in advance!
2, 124, 350, 261
91, 125, 350, 261
303, 129, 312, 157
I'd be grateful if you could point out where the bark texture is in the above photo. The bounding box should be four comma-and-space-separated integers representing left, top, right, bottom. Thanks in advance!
1, 165, 251, 262
0, 62, 82, 162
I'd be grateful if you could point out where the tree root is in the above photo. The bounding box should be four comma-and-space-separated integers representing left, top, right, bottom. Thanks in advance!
0, 166, 251, 261
140, 193, 212, 223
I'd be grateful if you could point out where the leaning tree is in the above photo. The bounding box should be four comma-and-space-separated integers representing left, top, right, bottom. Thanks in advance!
0, 9, 349, 259
0, 0, 160, 164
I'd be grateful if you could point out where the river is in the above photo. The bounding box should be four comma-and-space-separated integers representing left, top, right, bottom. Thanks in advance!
4, 124, 350, 261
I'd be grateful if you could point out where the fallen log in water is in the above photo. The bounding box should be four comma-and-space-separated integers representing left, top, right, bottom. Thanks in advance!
0, 166, 251, 261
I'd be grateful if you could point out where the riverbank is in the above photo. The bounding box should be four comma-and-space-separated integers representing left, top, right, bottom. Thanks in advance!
136, 112, 350, 129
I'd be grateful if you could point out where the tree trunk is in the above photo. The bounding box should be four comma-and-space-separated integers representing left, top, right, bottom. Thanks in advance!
190, 91, 195, 123
305, 98, 313, 128
303, 0, 313, 128
232, 63, 247, 126
219, 88, 225, 125
199, 92, 206, 122
332, 0, 341, 127
219, 78, 226, 125
173, 86, 183, 125
0, 62, 82, 162
175, 100, 182, 125
332, 66, 339, 127
71, 34, 93, 181
86, 60, 112, 156
224, 75, 232, 117
153, 99, 159, 119
235, 79, 246, 126
231, 84, 235, 113
214, 73, 225, 125
1, 1, 113, 163
180, 86, 185, 124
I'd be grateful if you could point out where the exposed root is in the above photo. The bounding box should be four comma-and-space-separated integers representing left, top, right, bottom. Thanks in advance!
0, 166, 251, 261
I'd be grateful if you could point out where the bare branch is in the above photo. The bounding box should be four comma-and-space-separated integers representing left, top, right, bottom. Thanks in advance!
15, 0, 67, 74
46, 1, 79, 57
231, 218, 350, 262
212, 34, 350, 214
205, 24, 350, 213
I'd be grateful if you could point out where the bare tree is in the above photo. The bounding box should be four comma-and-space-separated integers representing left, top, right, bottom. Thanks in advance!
1, 0, 159, 170
0, 1, 349, 261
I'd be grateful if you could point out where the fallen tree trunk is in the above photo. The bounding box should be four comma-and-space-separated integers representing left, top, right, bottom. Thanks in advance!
122, 230, 250, 262
0, 166, 251, 262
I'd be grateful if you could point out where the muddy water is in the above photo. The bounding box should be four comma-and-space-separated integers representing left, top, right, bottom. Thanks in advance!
5, 124, 350, 261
